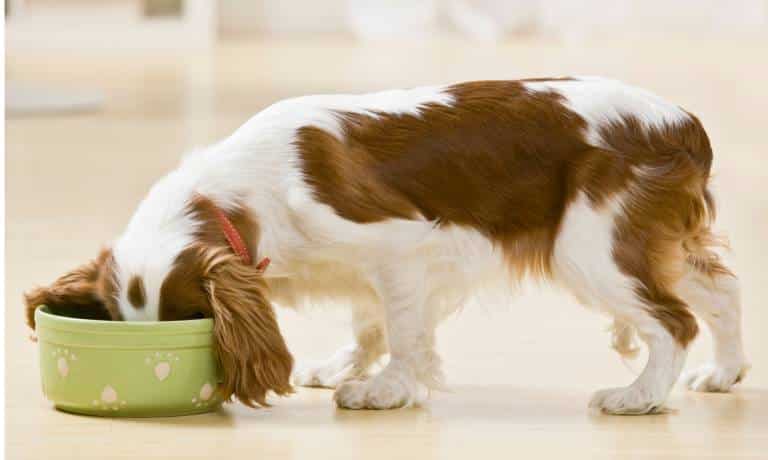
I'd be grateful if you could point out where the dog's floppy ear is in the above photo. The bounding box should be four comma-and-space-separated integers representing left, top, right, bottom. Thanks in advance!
202, 249, 293, 407
24, 249, 118, 328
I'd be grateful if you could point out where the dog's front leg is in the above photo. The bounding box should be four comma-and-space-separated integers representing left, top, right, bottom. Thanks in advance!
334, 261, 441, 409
293, 315, 387, 389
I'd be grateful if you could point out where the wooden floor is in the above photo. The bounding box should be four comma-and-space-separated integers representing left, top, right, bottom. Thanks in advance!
6, 35, 768, 459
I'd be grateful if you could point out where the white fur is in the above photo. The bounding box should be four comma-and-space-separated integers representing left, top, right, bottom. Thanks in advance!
554, 192, 686, 413
524, 76, 690, 147
293, 344, 371, 389
677, 270, 750, 392
113, 172, 199, 321
110, 79, 741, 412
552, 192, 637, 312
590, 334, 686, 414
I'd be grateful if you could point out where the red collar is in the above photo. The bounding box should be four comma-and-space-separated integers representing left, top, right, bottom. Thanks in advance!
211, 204, 270, 271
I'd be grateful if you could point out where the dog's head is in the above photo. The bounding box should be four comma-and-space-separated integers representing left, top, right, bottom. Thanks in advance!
24, 195, 293, 407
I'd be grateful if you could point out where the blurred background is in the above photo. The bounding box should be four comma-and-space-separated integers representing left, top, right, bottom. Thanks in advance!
5, 2, 768, 458
6, 0, 768, 128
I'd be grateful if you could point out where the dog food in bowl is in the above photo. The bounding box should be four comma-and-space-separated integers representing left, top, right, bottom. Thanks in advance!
35, 306, 221, 417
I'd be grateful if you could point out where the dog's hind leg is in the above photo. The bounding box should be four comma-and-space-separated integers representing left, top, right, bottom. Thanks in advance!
293, 306, 387, 389
677, 245, 749, 392
554, 193, 694, 414
587, 305, 690, 415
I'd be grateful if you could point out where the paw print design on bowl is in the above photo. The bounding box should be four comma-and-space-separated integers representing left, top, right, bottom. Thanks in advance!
51, 348, 77, 378
191, 382, 217, 408
145, 351, 180, 381
92, 385, 127, 411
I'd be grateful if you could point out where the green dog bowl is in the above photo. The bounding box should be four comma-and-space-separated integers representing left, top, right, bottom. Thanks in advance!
35, 307, 222, 417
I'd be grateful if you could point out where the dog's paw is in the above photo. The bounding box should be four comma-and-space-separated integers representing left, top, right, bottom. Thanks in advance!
293, 345, 366, 389
589, 386, 666, 415
293, 361, 359, 389
682, 362, 750, 393
333, 365, 426, 410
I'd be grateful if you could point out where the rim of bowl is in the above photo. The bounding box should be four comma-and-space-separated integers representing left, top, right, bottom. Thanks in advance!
35, 306, 214, 335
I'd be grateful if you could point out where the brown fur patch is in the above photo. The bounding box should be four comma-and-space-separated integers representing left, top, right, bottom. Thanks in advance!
296, 79, 715, 346
127, 275, 146, 309
24, 248, 120, 327
187, 195, 260, 255
158, 196, 260, 321
158, 197, 293, 406
158, 246, 211, 321
602, 115, 714, 346
297, 80, 591, 278
201, 247, 294, 407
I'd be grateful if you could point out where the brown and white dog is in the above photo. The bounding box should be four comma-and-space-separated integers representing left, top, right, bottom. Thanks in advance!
25, 77, 749, 414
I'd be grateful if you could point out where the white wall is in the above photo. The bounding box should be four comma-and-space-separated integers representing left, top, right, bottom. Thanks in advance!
218, 0, 768, 40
